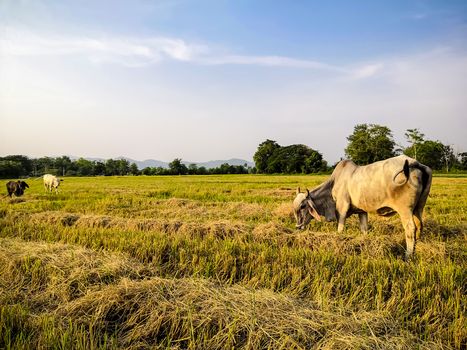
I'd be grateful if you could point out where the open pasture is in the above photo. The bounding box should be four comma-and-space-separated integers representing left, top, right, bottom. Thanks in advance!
0, 174, 466, 349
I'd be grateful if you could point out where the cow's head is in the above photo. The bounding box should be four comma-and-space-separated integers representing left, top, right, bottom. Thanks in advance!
14, 181, 29, 196
19, 181, 29, 190
293, 187, 321, 229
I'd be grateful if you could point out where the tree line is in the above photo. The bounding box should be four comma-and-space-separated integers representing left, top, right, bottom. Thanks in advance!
0, 156, 251, 179
141, 159, 249, 176
1, 124, 466, 178
253, 124, 467, 174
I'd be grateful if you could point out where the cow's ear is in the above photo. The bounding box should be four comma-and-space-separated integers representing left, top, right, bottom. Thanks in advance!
296, 187, 300, 195
307, 199, 321, 221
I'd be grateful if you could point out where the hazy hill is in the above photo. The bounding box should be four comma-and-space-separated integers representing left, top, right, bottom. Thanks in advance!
69, 156, 254, 170
187, 158, 254, 169
120, 157, 253, 170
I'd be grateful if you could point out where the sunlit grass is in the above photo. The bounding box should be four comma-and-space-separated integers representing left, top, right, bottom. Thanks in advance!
0, 175, 465, 349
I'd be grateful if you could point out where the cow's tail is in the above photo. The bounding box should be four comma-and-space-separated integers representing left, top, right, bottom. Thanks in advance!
412, 162, 431, 201
392, 160, 411, 185
393, 159, 431, 195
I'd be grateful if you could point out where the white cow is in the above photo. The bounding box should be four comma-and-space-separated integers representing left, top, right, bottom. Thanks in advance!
43, 174, 63, 193
293, 155, 432, 259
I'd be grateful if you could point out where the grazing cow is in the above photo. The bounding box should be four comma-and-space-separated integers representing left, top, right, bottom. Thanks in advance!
293, 155, 432, 259
43, 174, 63, 193
6, 180, 29, 197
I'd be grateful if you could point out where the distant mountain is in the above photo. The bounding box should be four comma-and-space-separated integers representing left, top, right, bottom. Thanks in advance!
67, 156, 253, 170
85, 157, 254, 170
120, 158, 169, 169
190, 158, 254, 169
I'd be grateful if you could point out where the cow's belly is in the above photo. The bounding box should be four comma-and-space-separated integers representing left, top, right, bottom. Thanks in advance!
352, 198, 396, 213
350, 195, 387, 213
376, 207, 397, 217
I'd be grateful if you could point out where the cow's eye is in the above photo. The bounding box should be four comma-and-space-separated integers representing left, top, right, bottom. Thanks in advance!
300, 202, 307, 209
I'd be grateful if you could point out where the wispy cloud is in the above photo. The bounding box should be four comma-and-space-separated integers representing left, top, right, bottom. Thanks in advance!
1, 27, 351, 72
199, 54, 345, 71
351, 63, 385, 79
8, 26, 450, 82
0, 27, 208, 66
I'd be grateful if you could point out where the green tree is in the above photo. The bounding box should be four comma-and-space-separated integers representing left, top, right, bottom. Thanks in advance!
36, 157, 55, 174
303, 150, 327, 173
411, 140, 444, 170
253, 140, 280, 173
404, 128, 425, 160
169, 158, 188, 175
404, 140, 456, 171
197, 166, 208, 175
105, 159, 119, 176
75, 158, 94, 176
2, 155, 32, 176
130, 163, 140, 175
0, 160, 23, 178
188, 164, 198, 175
0, 155, 32, 178
142, 167, 154, 175
94, 161, 106, 176
441, 144, 456, 172
116, 159, 130, 175
345, 124, 396, 165
55, 156, 72, 176
265, 144, 326, 174
458, 152, 467, 170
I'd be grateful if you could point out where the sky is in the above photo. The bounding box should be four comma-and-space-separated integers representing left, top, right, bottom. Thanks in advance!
1, 0, 466, 164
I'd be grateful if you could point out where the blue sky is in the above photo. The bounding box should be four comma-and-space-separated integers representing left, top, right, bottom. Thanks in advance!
1, 0, 466, 163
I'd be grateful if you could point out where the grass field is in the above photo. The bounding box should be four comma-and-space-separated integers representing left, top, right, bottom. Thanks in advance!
0, 174, 466, 349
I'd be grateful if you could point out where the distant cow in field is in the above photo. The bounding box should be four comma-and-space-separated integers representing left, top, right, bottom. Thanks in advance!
43, 174, 63, 193
293, 155, 432, 259
6, 181, 29, 197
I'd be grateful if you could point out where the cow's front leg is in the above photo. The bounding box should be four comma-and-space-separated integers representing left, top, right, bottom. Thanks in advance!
336, 201, 350, 233
359, 212, 368, 234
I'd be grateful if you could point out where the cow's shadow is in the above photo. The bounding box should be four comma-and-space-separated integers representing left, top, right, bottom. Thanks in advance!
8, 198, 26, 204
389, 242, 407, 259
423, 219, 464, 240
387, 219, 465, 261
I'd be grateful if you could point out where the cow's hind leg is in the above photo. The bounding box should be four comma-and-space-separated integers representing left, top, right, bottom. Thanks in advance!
359, 212, 368, 234
399, 211, 417, 260
413, 209, 423, 240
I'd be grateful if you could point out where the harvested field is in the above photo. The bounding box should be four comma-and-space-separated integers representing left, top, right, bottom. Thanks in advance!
0, 174, 466, 349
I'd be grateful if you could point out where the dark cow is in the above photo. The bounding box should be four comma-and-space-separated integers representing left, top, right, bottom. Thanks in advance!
6, 180, 29, 198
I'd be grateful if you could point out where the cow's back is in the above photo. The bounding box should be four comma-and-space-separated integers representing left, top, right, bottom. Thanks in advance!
333, 156, 426, 213
330, 159, 358, 203
43, 174, 54, 183
43, 174, 58, 188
